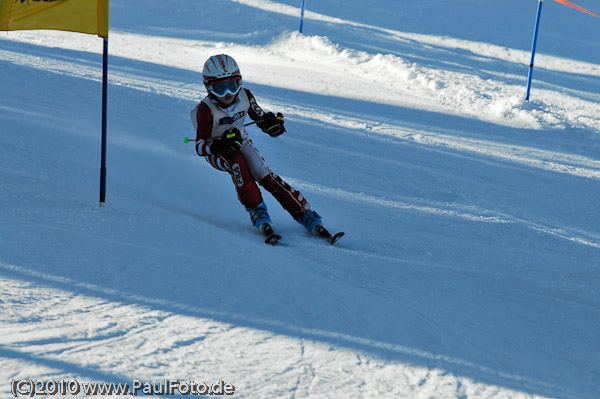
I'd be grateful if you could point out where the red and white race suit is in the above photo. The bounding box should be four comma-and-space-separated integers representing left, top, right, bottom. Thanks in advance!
190, 88, 310, 218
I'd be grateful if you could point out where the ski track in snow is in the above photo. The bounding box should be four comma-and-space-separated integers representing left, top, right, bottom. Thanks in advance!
1, 263, 558, 399
286, 178, 600, 250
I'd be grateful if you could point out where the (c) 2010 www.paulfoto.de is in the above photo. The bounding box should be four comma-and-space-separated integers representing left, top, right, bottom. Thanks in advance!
10, 378, 236, 396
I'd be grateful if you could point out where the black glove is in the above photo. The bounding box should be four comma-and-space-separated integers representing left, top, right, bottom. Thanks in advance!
209, 128, 243, 156
257, 112, 286, 137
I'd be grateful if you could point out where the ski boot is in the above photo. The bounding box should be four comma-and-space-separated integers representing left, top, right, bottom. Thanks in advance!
248, 202, 281, 245
297, 210, 345, 245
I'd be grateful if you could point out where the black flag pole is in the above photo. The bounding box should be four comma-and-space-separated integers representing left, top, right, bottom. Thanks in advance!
99, 36, 108, 207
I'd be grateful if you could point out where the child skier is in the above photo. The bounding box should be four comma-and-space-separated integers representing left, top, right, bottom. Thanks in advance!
190, 54, 343, 245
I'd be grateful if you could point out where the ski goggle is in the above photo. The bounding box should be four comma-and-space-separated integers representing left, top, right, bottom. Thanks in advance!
209, 77, 242, 97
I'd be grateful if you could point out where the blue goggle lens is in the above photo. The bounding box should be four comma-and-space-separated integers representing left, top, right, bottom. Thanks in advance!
211, 78, 241, 96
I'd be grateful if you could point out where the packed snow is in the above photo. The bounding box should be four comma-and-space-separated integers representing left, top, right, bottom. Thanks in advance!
1, 0, 599, 398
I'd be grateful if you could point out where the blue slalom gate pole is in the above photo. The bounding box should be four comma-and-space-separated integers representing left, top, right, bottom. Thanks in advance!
99, 37, 108, 207
299, 0, 306, 33
526, 0, 544, 101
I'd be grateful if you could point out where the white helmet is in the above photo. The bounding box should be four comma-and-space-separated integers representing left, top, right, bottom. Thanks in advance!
202, 54, 243, 98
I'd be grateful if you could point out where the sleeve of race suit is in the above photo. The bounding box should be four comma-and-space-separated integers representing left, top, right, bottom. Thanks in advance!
190, 102, 214, 156
244, 89, 266, 121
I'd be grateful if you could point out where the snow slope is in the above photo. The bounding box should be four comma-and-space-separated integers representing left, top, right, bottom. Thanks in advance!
1, 0, 599, 398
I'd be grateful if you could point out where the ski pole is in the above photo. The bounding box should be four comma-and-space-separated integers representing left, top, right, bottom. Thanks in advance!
184, 129, 242, 144
243, 114, 283, 126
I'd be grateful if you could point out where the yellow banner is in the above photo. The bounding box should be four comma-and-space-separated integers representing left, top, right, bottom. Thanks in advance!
0, 0, 109, 37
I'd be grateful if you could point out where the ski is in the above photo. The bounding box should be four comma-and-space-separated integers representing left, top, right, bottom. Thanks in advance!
262, 224, 282, 245
328, 231, 345, 245
315, 225, 345, 245
259, 224, 343, 246
265, 233, 282, 245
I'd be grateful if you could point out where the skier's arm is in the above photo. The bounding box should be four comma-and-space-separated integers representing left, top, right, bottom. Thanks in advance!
245, 89, 265, 121
190, 102, 214, 156
245, 89, 286, 137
